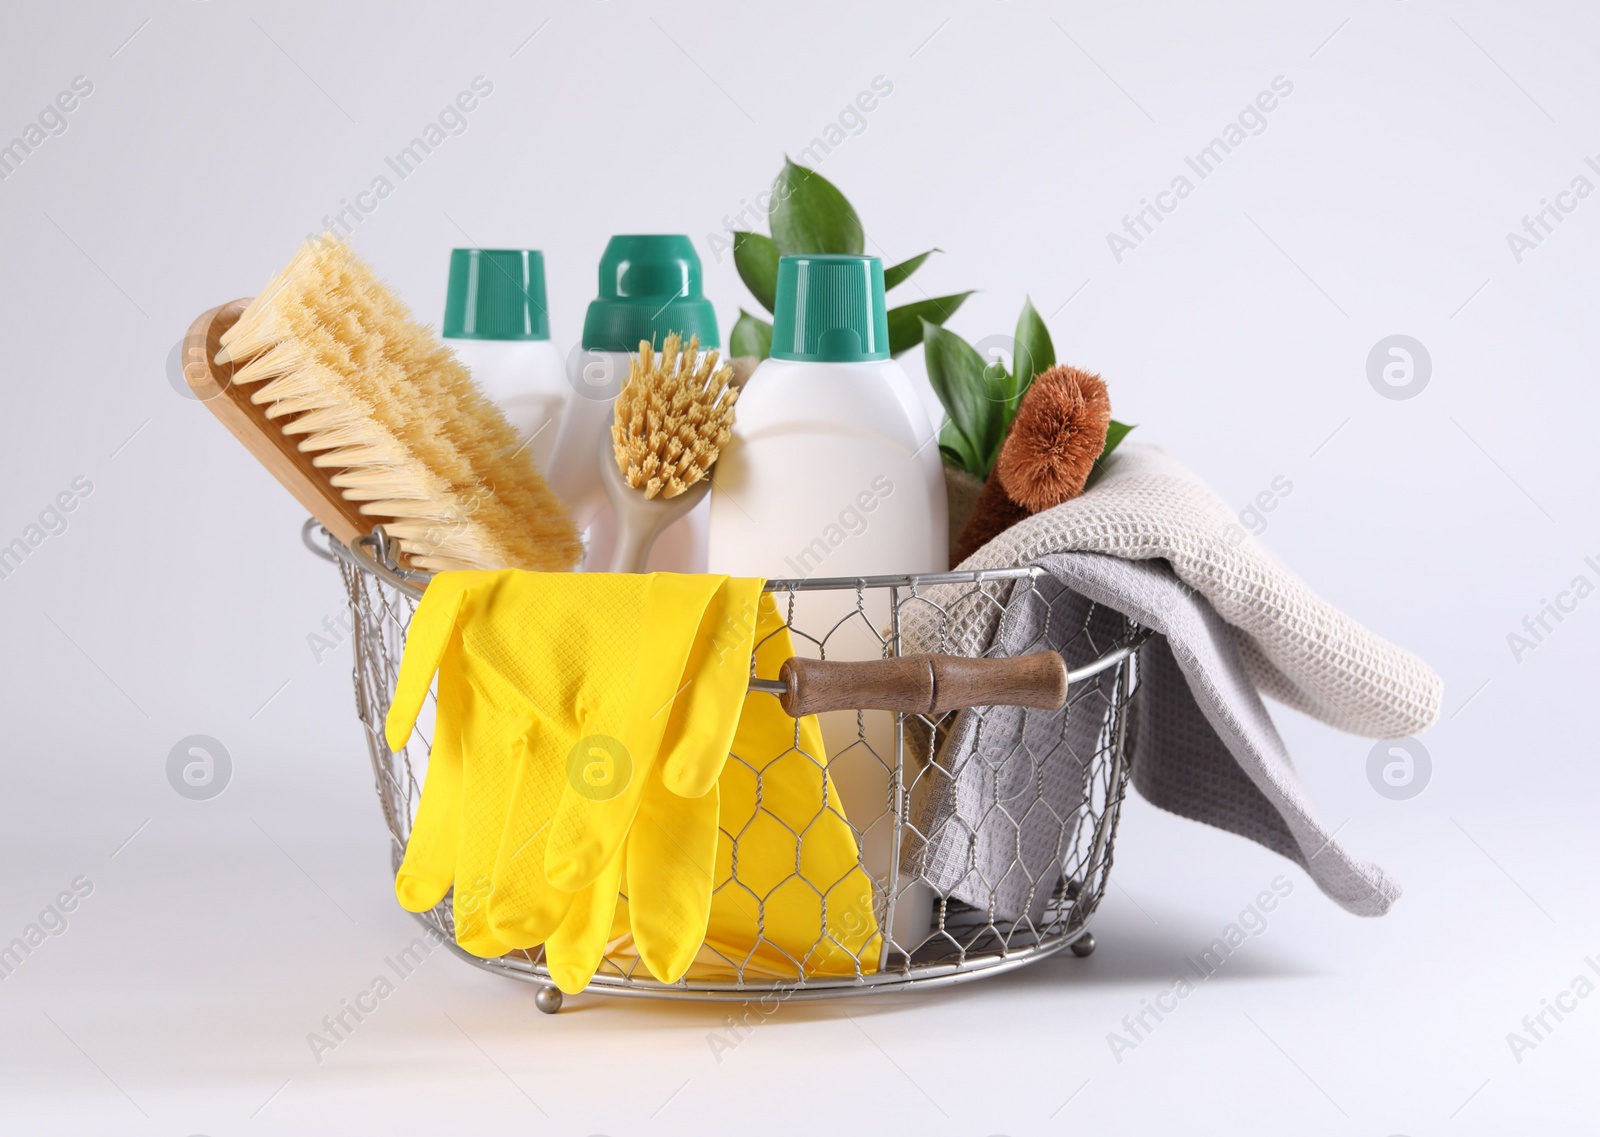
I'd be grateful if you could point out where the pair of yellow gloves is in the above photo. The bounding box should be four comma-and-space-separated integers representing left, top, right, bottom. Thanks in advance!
385, 571, 879, 993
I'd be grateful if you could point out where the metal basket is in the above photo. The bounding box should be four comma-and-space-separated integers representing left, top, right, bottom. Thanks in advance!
306, 520, 1147, 1008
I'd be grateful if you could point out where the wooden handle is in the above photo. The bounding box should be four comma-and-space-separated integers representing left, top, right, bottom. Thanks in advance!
183, 300, 372, 549
776, 652, 1069, 717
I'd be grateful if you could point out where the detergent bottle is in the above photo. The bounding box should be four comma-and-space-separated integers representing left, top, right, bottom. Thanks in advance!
707, 254, 948, 948
442, 248, 565, 471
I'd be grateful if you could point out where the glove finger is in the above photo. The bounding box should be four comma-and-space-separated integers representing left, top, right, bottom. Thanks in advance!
450, 674, 531, 959
610, 856, 631, 941
658, 577, 765, 799
543, 842, 626, 995
628, 771, 719, 984
487, 714, 576, 949
386, 572, 477, 752
544, 574, 725, 891
394, 658, 467, 913
452, 871, 514, 959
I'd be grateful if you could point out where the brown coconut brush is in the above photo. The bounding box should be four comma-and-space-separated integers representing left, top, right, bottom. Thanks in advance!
185, 237, 582, 572
950, 364, 1111, 566
598, 333, 739, 571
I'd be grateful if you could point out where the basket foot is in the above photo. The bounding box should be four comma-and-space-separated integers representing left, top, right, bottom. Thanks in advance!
1069, 932, 1096, 958
534, 985, 564, 1014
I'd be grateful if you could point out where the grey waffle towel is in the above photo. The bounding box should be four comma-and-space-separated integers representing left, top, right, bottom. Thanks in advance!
912, 554, 1404, 918
905, 445, 1440, 920
908, 578, 1127, 923
911, 444, 1443, 736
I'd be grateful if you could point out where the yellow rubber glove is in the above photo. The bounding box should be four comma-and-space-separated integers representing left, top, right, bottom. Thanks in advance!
387, 570, 724, 960
588, 593, 881, 982
479, 572, 726, 953
386, 571, 524, 958
703, 594, 881, 978
499, 577, 762, 991
540, 569, 733, 889
387, 570, 763, 991
623, 577, 764, 984
541, 843, 627, 993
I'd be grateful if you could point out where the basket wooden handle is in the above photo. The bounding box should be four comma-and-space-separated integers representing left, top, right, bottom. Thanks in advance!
776, 652, 1069, 717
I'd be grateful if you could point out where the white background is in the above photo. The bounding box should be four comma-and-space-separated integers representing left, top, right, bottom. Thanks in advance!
2, 1, 1596, 1133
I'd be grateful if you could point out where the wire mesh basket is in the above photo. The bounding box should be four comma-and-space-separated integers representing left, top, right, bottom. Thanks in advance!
306, 520, 1147, 1007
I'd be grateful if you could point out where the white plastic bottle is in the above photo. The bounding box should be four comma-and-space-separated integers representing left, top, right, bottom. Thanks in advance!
544, 235, 721, 571
707, 254, 948, 950
441, 248, 566, 472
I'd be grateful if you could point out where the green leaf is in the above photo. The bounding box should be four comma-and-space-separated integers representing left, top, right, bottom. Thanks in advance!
883, 249, 939, 291
729, 310, 773, 360
922, 321, 986, 451
1011, 296, 1055, 398
887, 292, 973, 356
938, 442, 970, 470
1086, 420, 1135, 488
939, 421, 983, 478
769, 159, 864, 256
732, 232, 780, 314
1100, 419, 1134, 459
980, 360, 1016, 470
923, 320, 1004, 476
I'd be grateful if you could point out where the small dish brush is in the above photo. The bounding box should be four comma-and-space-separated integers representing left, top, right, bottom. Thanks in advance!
183, 237, 582, 572
598, 333, 739, 572
950, 364, 1111, 566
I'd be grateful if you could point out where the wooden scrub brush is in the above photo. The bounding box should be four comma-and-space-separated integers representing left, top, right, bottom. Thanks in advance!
182, 237, 582, 572
598, 333, 739, 572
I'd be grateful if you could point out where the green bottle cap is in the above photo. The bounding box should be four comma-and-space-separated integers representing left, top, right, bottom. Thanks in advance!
581, 235, 719, 352
769, 255, 889, 363
442, 249, 550, 340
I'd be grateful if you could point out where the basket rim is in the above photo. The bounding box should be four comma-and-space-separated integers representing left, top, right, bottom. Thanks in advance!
305, 517, 1046, 599
305, 519, 1150, 686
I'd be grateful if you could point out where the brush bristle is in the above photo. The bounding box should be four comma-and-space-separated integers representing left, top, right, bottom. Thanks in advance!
611, 334, 738, 500
994, 365, 1111, 513
219, 236, 581, 571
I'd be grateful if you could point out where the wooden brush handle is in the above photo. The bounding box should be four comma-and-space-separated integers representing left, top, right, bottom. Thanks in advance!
183, 301, 371, 549
776, 652, 1069, 717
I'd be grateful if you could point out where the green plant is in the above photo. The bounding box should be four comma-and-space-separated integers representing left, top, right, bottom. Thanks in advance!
728, 159, 971, 359
923, 299, 1132, 480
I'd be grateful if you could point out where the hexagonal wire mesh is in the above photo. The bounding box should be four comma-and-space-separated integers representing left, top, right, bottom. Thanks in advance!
309, 521, 1146, 1001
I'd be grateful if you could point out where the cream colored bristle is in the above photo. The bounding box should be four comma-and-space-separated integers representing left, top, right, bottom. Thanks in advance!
218, 236, 581, 571
610, 333, 739, 501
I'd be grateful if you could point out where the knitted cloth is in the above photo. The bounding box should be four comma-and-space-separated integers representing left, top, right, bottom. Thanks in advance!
908, 556, 1404, 917
903, 444, 1440, 918
914, 443, 1441, 736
